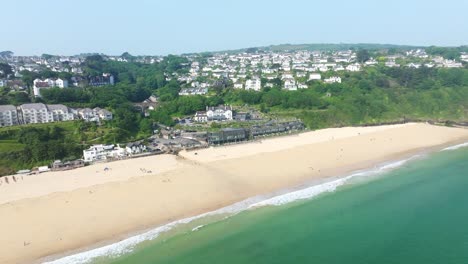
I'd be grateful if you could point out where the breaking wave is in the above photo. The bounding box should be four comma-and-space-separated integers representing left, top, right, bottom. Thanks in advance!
442, 142, 468, 151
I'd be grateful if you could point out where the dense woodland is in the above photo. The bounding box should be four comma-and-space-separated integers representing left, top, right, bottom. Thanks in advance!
0, 48, 468, 175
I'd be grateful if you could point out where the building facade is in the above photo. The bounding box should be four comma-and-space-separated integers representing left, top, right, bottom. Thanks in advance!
245, 78, 262, 91
33, 78, 68, 97
206, 105, 233, 121
0, 105, 19, 127
20, 103, 53, 124
0, 103, 79, 125
47, 104, 75, 121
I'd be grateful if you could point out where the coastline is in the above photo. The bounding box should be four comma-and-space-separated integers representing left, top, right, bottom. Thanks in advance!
1, 123, 467, 264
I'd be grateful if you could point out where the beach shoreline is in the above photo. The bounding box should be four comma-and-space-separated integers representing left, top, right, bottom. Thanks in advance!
1, 123, 468, 264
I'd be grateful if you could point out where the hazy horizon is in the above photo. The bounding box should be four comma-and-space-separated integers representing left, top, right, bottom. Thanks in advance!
0, 42, 450, 57
2, 0, 468, 56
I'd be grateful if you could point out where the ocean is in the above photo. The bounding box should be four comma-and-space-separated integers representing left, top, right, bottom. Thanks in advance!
45, 143, 468, 264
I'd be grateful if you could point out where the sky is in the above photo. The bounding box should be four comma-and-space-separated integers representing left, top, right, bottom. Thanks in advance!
2, 0, 468, 56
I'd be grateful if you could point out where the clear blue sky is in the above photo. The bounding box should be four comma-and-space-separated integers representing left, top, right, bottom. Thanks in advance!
2, 0, 467, 56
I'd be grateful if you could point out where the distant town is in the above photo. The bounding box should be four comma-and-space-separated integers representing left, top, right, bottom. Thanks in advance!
0, 44, 467, 175
1, 47, 466, 127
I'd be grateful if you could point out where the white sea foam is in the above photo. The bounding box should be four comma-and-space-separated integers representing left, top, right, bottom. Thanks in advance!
42, 156, 418, 264
192, 225, 205, 232
442, 142, 468, 151
249, 158, 416, 208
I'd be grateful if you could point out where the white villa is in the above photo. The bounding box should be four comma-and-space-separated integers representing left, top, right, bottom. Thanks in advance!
194, 105, 233, 122
206, 105, 233, 121
83, 144, 126, 162
33, 78, 68, 97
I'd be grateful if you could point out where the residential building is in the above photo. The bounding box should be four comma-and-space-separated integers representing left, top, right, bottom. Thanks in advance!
19, 103, 53, 124
385, 61, 400, 67
233, 82, 244, 89
443, 60, 463, 68
324, 76, 342, 83
47, 104, 75, 121
93, 107, 113, 121
83, 144, 115, 162
346, 64, 361, 72
206, 105, 233, 121
245, 78, 262, 91
76, 108, 97, 122
0, 103, 77, 126
0, 105, 19, 127
88, 73, 115, 87
125, 142, 147, 155
179, 87, 208, 96
461, 53, 468, 62
284, 79, 297, 91
194, 111, 208, 122
308, 73, 321, 81
75, 107, 113, 122
33, 78, 68, 97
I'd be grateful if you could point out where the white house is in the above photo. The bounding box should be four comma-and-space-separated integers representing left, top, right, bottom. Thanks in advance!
83, 144, 123, 162
233, 82, 244, 89
308, 73, 321, 81
206, 105, 233, 121
75, 107, 113, 122
93, 107, 113, 121
125, 142, 147, 155
284, 79, 297, 91
385, 61, 400, 67
443, 60, 463, 68
334, 65, 345, 71
194, 111, 208, 122
365, 59, 378, 66
33, 78, 68, 97
346, 64, 361, 72
245, 78, 262, 91
319, 65, 329, 72
77, 108, 98, 122
179, 87, 208, 96
461, 53, 468, 62
324, 77, 342, 84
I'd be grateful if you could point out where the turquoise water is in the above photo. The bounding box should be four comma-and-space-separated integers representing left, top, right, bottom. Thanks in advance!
89, 145, 468, 264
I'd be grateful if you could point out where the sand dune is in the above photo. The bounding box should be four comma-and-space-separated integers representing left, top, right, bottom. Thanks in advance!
0, 123, 467, 264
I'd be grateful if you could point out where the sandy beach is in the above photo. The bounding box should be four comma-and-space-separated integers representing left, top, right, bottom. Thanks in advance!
1, 123, 467, 264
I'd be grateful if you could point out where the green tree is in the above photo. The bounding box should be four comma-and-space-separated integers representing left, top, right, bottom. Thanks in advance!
356, 49, 370, 63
